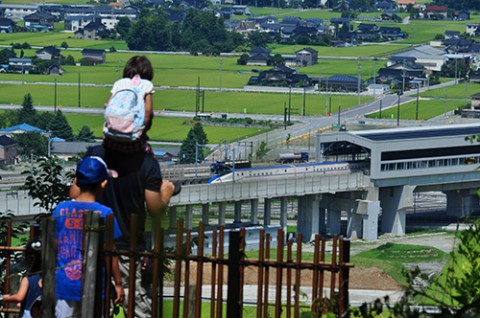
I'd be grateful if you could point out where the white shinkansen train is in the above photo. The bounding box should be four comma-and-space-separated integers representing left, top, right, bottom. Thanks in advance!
208, 161, 367, 184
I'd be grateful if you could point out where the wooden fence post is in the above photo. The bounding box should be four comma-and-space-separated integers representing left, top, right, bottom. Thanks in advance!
41, 216, 56, 318
339, 239, 351, 317
227, 230, 242, 318
81, 211, 103, 318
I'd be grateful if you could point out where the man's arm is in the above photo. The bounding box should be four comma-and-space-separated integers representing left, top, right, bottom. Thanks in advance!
145, 180, 175, 218
112, 255, 125, 304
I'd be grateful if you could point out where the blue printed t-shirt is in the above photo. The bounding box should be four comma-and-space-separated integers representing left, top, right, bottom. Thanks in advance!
53, 200, 121, 301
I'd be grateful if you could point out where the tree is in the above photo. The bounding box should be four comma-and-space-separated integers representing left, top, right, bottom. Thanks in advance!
36, 112, 55, 130
237, 53, 249, 65
24, 156, 73, 213
255, 141, 268, 160
116, 17, 131, 40
271, 53, 285, 66
13, 93, 37, 126
248, 31, 271, 48
13, 131, 48, 158
440, 59, 469, 78
192, 122, 208, 145
60, 41, 69, 49
48, 110, 74, 141
126, 10, 172, 51
178, 122, 209, 164
76, 125, 96, 142
178, 128, 197, 164
0, 48, 16, 64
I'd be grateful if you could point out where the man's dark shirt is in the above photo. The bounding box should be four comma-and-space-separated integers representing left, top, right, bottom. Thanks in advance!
86, 145, 162, 248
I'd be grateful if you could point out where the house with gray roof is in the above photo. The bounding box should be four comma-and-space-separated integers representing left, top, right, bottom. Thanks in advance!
390, 45, 446, 72
36, 46, 62, 61
8, 58, 32, 73
24, 11, 54, 31
0, 4, 39, 21
0, 17, 15, 33
295, 47, 318, 66
81, 48, 106, 64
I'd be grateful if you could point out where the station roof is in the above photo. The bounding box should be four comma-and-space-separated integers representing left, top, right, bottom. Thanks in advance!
353, 124, 480, 141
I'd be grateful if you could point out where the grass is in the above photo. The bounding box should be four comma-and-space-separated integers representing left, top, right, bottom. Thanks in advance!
351, 242, 446, 285
64, 113, 268, 143
0, 83, 373, 115
365, 98, 468, 120
421, 82, 480, 99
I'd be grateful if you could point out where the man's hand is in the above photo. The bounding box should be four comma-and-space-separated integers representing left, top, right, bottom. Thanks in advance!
114, 284, 125, 305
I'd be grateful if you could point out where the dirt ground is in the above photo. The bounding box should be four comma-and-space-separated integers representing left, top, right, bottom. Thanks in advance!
175, 263, 401, 291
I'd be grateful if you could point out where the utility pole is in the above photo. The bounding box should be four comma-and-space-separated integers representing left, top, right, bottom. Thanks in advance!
402, 59, 406, 93
219, 57, 223, 91
337, 105, 341, 126
379, 99, 382, 119
397, 90, 403, 126
415, 85, 420, 120
302, 86, 306, 116
357, 60, 361, 105
54, 79, 57, 112
78, 73, 81, 108
288, 84, 292, 123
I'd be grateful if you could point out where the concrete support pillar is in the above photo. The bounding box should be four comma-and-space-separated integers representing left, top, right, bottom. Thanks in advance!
218, 202, 226, 225
250, 199, 259, 225
318, 208, 327, 235
361, 200, 380, 241
264, 198, 272, 226
379, 185, 414, 235
202, 203, 209, 225
346, 213, 362, 240
168, 206, 177, 230
345, 188, 381, 241
327, 209, 342, 236
185, 205, 193, 230
298, 195, 320, 242
234, 201, 242, 224
280, 197, 288, 230
445, 189, 479, 218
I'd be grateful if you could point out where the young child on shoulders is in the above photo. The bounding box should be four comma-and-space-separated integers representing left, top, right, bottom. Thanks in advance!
104, 55, 155, 155
2, 240, 43, 318
53, 156, 124, 318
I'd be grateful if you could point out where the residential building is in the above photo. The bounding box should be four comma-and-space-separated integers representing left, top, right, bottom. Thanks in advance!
395, 0, 417, 10
0, 4, 39, 21
75, 19, 107, 40
466, 23, 480, 36
0, 135, 17, 165
8, 58, 32, 73
295, 47, 318, 66
24, 12, 55, 31
81, 49, 106, 64
247, 47, 271, 66
422, 5, 448, 20
36, 46, 61, 61
0, 17, 14, 33
390, 45, 446, 72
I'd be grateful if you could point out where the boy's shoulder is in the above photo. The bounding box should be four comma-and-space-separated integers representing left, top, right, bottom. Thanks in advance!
53, 200, 112, 216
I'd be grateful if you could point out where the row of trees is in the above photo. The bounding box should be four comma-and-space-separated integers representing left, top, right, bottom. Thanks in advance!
124, 9, 243, 55
3, 94, 95, 158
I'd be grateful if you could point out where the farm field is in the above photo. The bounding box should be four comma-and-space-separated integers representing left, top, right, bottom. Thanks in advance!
64, 113, 267, 143
0, 84, 373, 115
365, 98, 467, 120
420, 82, 480, 99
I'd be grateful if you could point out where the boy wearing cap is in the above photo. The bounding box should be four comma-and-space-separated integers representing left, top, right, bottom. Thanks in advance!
52, 156, 125, 318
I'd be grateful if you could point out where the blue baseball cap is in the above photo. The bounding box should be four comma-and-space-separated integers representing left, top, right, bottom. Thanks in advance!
76, 156, 117, 185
